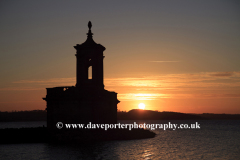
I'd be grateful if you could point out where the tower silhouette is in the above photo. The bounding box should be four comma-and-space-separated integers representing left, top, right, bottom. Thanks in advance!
43, 22, 120, 132
75, 21, 105, 89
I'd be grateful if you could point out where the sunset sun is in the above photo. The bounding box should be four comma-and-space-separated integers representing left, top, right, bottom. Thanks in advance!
138, 103, 145, 109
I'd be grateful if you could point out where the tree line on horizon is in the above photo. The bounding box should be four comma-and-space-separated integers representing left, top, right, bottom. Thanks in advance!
0, 110, 47, 122
0, 109, 240, 122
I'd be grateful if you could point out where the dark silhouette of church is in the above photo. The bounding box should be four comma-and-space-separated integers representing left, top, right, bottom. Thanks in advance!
43, 22, 120, 131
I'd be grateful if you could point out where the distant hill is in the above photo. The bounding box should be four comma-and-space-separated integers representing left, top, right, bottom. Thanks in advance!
118, 109, 203, 120
198, 113, 240, 120
0, 109, 240, 122
118, 109, 240, 120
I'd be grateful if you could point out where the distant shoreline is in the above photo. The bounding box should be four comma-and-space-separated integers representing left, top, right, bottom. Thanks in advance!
1, 109, 240, 122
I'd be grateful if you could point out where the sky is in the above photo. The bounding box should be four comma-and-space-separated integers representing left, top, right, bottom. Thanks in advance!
0, 0, 240, 113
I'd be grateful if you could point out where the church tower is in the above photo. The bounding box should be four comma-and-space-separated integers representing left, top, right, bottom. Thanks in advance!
74, 21, 105, 90
43, 22, 119, 132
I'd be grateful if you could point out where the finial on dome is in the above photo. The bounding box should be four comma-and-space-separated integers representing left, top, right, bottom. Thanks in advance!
88, 21, 92, 30
87, 21, 93, 37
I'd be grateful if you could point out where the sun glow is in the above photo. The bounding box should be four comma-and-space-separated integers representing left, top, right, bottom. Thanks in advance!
138, 103, 145, 109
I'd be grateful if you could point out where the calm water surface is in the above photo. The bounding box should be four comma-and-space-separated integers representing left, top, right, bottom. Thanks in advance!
0, 120, 239, 159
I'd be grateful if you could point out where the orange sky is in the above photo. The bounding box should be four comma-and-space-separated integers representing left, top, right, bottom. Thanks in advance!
0, 1, 240, 113
1, 71, 239, 113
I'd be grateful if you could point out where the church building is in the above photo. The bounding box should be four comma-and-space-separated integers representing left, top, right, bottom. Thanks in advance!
43, 22, 120, 131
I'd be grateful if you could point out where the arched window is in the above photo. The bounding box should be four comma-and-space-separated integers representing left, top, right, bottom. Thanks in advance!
88, 66, 92, 79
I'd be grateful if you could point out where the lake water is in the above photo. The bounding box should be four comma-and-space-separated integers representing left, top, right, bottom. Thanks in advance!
0, 120, 239, 159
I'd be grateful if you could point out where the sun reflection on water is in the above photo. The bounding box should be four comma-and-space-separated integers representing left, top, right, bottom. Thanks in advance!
142, 149, 153, 160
